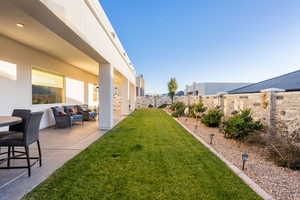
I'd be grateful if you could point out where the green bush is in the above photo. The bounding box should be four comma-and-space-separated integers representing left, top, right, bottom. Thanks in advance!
195, 101, 207, 113
170, 102, 185, 111
187, 101, 207, 118
201, 109, 223, 127
171, 106, 186, 117
223, 109, 263, 140
170, 102, 186, 118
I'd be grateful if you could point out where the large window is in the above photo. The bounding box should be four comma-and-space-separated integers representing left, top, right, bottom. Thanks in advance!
0, 60, 17, 80
88, 83, 98, 107
65, 78, 84, 104
32, 69, 64, 104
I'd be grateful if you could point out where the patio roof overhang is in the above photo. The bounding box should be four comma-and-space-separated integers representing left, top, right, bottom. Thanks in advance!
0, 0, 135, 84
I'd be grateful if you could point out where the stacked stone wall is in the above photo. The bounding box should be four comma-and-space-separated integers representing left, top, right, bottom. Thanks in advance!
136, 91, 300, 138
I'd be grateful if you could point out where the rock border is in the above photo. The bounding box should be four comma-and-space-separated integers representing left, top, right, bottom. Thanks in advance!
165, 110, 273, 200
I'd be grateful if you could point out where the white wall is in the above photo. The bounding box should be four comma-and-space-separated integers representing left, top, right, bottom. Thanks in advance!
0, 35, 98, 129
40, 0, 136, 84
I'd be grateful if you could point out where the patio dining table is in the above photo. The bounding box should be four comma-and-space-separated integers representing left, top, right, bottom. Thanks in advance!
0, 116, 22, 128
0, 116, 22, 164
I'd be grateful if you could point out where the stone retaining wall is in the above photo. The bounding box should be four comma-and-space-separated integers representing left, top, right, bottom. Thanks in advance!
136, 91, 300, 138
136, 96, 200, 108
202, 91, 300, 138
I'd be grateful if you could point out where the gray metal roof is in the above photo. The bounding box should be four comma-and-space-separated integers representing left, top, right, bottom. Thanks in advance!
228, 69, 300, 94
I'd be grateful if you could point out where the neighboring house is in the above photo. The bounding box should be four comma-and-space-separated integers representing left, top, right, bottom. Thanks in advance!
176, 91, 185, 96
0, 0, 137, 130
228, 69, 300, 94
185, 82, 251, 96
136, 74, 145, 96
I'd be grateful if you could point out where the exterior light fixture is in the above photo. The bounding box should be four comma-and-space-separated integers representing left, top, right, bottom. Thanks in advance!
209, 133, 215, 144
16, 23, 24, 28
242, 152, 249, 170
195, 124, 198, 130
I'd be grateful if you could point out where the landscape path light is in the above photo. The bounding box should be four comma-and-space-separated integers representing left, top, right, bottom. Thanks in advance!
209, 133, 215, 144
242, 152, 249, 170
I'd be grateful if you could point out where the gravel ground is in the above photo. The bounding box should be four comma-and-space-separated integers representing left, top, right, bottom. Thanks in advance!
166, 110, 300, 200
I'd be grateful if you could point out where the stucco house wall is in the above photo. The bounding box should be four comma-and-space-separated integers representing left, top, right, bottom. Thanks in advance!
0, 35, 98, 129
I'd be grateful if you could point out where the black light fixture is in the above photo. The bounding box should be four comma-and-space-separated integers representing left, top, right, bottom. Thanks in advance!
209, 133, 215, 144
242, 152, 249, 170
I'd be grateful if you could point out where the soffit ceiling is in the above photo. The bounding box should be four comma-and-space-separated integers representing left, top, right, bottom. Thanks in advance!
0, 1, 99, 75
114, 69, 125, 86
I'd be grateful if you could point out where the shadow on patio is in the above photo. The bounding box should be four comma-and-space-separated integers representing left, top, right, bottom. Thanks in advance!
0, 113, 125, 200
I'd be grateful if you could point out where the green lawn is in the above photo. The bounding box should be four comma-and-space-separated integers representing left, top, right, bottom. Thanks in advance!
24, 109, 262, 200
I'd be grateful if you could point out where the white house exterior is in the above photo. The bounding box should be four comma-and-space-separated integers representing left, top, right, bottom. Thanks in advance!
0, 0, 136, 130
185, 82, 251, 96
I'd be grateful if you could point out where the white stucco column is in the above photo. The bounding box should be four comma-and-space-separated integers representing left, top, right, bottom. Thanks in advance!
120, 79, 130, 115
84, 82, 89, 105
99, 63, 114, 130
129, 83, 136, 111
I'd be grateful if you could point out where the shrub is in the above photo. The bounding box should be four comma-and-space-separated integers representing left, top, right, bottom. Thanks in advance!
222, 109, 263, 140
266, 136, 300, 170
187, 101, 207, 118
171, 106, 186, 117
187, 105, 197, 118
170, 102, 185, 111
195, 101, 207, 113
170, 102, 186, 118
201, 109, 223, 127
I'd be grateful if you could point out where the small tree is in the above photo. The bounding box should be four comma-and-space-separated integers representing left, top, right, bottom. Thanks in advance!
168, 78, 178, 104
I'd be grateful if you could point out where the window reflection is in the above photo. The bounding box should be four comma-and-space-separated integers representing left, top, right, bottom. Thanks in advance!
66, 78, 84, 104
32, 68, 64, 104
0, 60, 17, 80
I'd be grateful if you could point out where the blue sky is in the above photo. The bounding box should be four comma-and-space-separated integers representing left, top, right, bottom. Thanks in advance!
100, 0, 300, 94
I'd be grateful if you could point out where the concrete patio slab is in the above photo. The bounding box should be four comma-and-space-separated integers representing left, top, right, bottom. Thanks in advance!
0, 121, 105, 200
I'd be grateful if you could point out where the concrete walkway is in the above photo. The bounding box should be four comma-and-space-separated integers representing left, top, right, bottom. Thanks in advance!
0, 116, 124, 200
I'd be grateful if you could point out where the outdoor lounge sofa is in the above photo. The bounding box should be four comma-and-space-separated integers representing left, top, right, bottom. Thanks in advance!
51, 106, 83, 128
51, 105, 97, 128
77, 104, 97, 121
